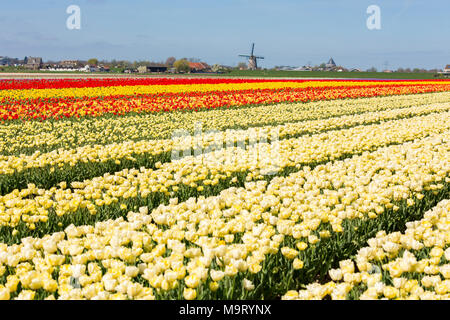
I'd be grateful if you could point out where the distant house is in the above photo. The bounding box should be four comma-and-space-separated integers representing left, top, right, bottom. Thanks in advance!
0, 57, 13, 66
437, 64, 450, 77
188, 62, 211, 73
24, 57, 43, 70
137, 64, 168, 73
275, 66, 288, 71
294, 66, 312, 71
60, 60, 81, 68
98, 65, 110, 72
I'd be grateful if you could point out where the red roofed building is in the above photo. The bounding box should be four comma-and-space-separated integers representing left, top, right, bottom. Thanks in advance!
188, 62, 211, 73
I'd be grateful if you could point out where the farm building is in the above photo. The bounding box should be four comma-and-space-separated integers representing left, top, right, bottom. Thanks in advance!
188, 62, 211, 73
437, 64, 450, 77
137, 65, 168, 73
24, 57, 43, 70
445, 65, 450, 73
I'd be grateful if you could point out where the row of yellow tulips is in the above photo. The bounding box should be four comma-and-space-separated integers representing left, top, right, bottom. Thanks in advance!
0, 112, 448, 233
283, 199, 449, 300
0, 132, 448, 299
2, 92, 449, 156
1, 101, 449, 183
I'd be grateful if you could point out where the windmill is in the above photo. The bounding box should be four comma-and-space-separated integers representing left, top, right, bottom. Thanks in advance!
239, 43, 264, 70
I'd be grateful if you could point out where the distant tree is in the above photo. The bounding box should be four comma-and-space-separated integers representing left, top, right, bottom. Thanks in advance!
237, 62, 247, 70
165, 57, 176, 67
397, 68, 405, 73
367, 67, 377, 72
211, 64, 220, 72
122, 60, 132, 68
114, 60, 129, 68
134, 60, 153, 67
319, 63, 326, 69
404, 68, 412, 73
87, 58, 98, 66
174, 59, 190, 73
212, 64, 228, 73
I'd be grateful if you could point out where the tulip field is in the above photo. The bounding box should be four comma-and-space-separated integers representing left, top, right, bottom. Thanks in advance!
0, 77, 449, 300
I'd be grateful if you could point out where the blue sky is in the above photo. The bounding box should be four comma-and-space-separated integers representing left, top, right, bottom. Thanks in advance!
1, 0, 449, 70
